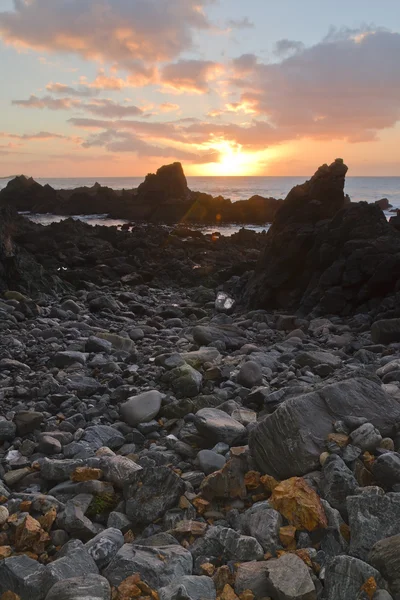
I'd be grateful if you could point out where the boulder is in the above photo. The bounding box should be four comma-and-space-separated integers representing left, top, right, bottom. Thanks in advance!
120, 390, 163, 426
194, 408, 246, 446
265, 553, 316, 600
324, 555, 388, 600
45, 575, 111, 600
103, 543, 193, 589
369, 534, 400, 596
249, 378, 400, 478
240, 501, 282, 553
158, 576, 216, 600
190, 526, 264, 562
347, 489, 400, 560
0, 554, 48, 600
371, 319, 400, 344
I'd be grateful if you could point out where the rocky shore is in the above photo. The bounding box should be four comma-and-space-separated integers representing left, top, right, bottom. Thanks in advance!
0, 163, 282, 225
1, 161, 400, 599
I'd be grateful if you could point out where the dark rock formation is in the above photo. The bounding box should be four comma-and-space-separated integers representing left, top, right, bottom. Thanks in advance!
0, 163, 282, 225
242, 159, 400, 316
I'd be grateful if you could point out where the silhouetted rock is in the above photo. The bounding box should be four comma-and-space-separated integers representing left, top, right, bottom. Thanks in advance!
242, 159, 400, 316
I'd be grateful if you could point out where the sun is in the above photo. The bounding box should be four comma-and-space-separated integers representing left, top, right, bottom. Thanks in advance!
200, 140, 256, 176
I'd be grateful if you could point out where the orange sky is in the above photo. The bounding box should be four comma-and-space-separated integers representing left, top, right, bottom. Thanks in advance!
1, 1, 400, 177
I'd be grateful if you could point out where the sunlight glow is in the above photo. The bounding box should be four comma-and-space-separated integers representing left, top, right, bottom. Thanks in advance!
192, 140, 281, 176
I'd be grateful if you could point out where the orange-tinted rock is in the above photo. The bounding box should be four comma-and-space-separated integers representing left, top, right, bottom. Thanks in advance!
71, 467, 103, 482
244, 471, 261, 490
270, 477, 328, 531
0, 546, 12, 559
238, 591, 255, 600
200, 458, 247, 500
193, 497, 210, 515
201, 562, 216, 576
0, 592, 21, 600
219, 584, 239, 600
213, 566, 235, 592
279, 525, 297, 549
327, 433, 349, 448
260, 474, 280, 493
38, 507, 57, 533
14, 515, 50, 554
360, 577, 377, 599
19, 501, 32, 513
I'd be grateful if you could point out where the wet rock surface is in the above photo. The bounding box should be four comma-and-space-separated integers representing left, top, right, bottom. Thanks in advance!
1, 160, 400, 599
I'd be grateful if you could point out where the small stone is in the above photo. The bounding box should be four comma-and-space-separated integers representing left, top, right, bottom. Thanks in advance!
350, 423, 383, 452
38, 436, 62, 456
197, 450, 226, 475
14, 411, 43, 436
71, 467, 103, 482
237, 362, 263, 388
194, 408, 246, 446
0, 506, 9, 526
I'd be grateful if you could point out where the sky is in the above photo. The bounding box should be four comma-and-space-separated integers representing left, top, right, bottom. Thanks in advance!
1, 0, 400, 177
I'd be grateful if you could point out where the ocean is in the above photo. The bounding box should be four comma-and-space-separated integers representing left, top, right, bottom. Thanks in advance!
1, 175, 399, 236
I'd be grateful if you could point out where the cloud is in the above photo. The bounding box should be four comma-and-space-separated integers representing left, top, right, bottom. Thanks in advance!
160, 59, 222, 93
227, 17, 254, 30
84, 99, 143, 118
159, 103, 180, 113
12, 95, 80, 110
0, 0, 212, 73
232, 30, 400, 144
273, 39, 305, 57
46, 82, 98, 97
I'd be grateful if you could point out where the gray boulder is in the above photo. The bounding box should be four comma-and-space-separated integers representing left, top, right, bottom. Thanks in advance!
371, 319, 400, 344
249, 378, 400, 478
350, 422, 383, 452
0, 555, 48, 600
120, 390, 163, 426
164, 363, 203, 398
235, 562, 271, 599
158, 576, 216, 600
45, 539, 99, 592
192, 324, 246, 350
0, 418, 16, 441
125, 466, 185, 524
190, 526, 264, 562
53, 351, 87, 368
194, 408, 246, 446
103, 543, 193, 589
324, 555, 387, 600
85, 528, 124, 569
81, 425, 124, 450
237, 361, 263, 388
45, 575, 111, 600
372, 452, 400, 489
265, 553, 316, 600
240, 501, 282, 553
347, 489, 400, 560
197, 449, 226, 474
369, 534, 400, 597
100, 455, 142, 488
319, 455, 358, 518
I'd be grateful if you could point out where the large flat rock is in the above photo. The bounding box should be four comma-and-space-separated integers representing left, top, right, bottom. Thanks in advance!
249, 378, 400, 478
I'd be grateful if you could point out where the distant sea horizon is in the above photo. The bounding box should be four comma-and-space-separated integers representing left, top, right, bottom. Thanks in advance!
1, 175, 399, 236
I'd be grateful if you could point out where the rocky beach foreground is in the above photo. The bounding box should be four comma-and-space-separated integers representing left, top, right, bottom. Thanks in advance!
1, 160, 400, 599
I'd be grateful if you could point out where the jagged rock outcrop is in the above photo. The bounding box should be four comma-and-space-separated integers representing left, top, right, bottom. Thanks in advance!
242, 159, 400, 316
0, 163, 282, 225
0, 206, 65, 294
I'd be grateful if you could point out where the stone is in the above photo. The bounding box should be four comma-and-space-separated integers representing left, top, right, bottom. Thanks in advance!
0, 419, 16, 442
53, 351, 87, 368
14, 411, 43, 436
45, 539, 99, 591
45, 575, 111, 600
0, 555, 47, 600
125, 466, 185, 524
197, 450, 226, 475
371, 319, 400, 344
369, 534, 400, 597
120, 391, 163, 426
347, 489, 400, 561
192, 325, 246, 350
372, 452, 400, 489
0, 506, 9, 526
234, 562, 271, 599
85, 528, 124, 569
38, 436, 62, 456
97, 332, 134, 352
199, 458, 247, 500
190, 526, 264, 562
85, 336, 112, 354
265, 553, 316, 600
107, 511, 132, 533
165, 364, 202, 398
237, 361, 263, 388
194, 409, 246, 446
350, 423, 383, 452
158, 576, 216, 600
41, 458, 84, 482
249, 378, 400, 478
181, 348, 221, 369
324, 555, 387, 600
240, 501, 282, 553
296, 350, 341, 370
100, 456, 142, 488
60, 299, 81, 313
71, 467, 103, 482
14, 514, 50, 554
81, 426, 124, 451
57, 498, 98, 541
103, 543, 193, 589
270, 477, 328, 531
319, 455, 358, 517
